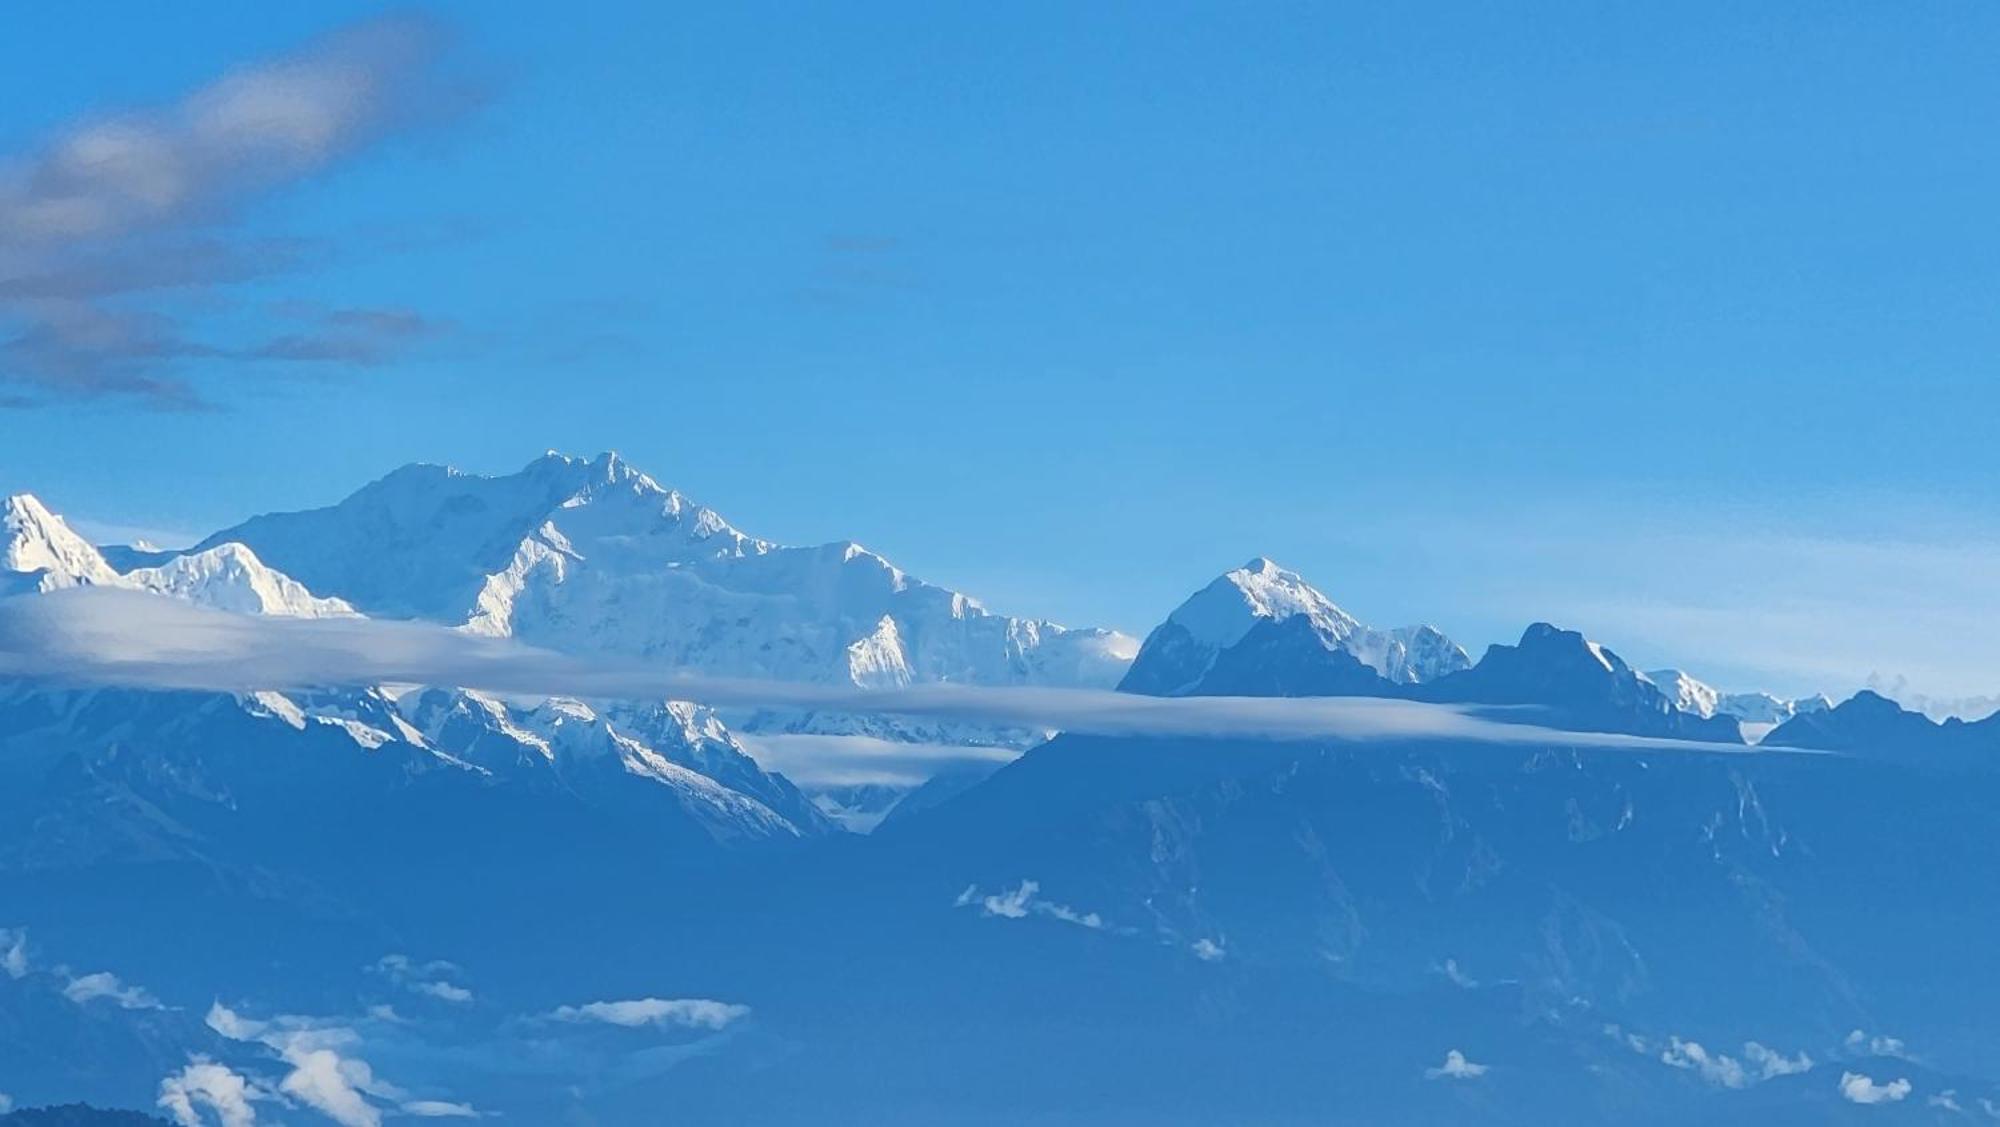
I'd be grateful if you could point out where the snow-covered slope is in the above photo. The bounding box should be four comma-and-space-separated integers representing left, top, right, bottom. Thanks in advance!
197, 451, 1139, 689
397, 688, 830, 839
1120, 558, 1469, 695
0, 678, 831, 852
1642, 668, 1722, 719
2, 495, 120, 592
5, 494, 355, 618
119, 543, 358, 618
2, 492, 830, 844
1642, 669, 1832, 738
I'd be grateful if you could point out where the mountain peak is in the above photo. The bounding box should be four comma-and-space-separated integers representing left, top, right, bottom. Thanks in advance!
190, 451, 1136, 689
1122, 560, 1469, 695
1760, 688, 1994, 759
3, 492, 119, 589
1421, 623, 1744, 742
1169, 558, 1358, 651
1513, 622, 1626, 674
121, 541, 359, 618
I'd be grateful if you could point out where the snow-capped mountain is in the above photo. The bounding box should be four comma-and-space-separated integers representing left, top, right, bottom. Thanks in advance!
3, 496, 352, 618
118, 544, 357, 619
1, 489, 833, 848
2, 495, 120, 592
1644, 669, 1832, 730
398, 688, 831, 837
0, 679, 830, 859
1119, 562, 1741, 742
195, 452, 1138, 690
1120, 557, 1469, 695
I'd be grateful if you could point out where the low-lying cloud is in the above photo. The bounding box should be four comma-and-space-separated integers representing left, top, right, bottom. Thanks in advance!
548, 998, 750, 1032
369, 955, 473, 1006
1425, 1050, 1489, 1080
0, 588, 1782, 754
63, 969, 164, 1011
158, 1059, 260, 1127
734, 733, 1019, 788
956, 880, 1108, 931
1838, 1071, 1912, 1105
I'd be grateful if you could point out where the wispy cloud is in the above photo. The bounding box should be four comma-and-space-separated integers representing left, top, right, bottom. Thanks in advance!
547, 998, 750, 1032
399, 1101, 480, 1119
1742, 1041, 1814, 1080
0, 926, 166, 1012
369, 955, 474, 1005
0, 928, 26, 979
0, 588, 1795, 754
734, 732, 1018, 788
1841, 1029, 1910, 1060
955, 880, 1107, 930
0, 14, 481, 408
63, 969, 164, 1010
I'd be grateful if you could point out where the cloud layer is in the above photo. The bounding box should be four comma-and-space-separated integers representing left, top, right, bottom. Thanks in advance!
0, 588, 1782, 753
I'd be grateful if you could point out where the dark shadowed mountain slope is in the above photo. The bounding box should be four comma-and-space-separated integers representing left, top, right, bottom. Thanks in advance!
1417, 623, 1746, 742
1763, 689, 2000, 765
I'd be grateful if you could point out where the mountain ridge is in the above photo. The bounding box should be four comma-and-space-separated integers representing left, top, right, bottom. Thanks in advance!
192, 451, 1140, 691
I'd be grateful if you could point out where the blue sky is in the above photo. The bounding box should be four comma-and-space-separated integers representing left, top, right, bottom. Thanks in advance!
5, 2, 2000, 703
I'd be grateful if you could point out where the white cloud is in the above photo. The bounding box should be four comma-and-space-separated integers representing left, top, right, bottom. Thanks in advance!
1191, 938, 1226, 962
549, 997, 751, 1032
207, 1002, 408, 1127
1742, 1041, 1813, 1080
278, 1048, 386, 1127
1843, 1029, 1909, 1059
1435, 958, 1475, 988
1659, 1037, 1747, 1089
199, 992, 744, 1116
1839, 1071, 1912, 1105
400, 1100, 481, 1119
370, 954, 473, 1005
63, 969, 162, 1010
0, 928, 26, 978
0, 588, 1777, 755
734, 732, 1018, 788
961, 882, 1027, 919
1425, 1050, 1488, 1080
956, 881, 1106, 930
206, 1001, 266, 1041
1603, 1023, 1650, 1055
1928, 1090, 1962, 1112
158, 1059, 260, 1127
1617, 1027, 1812, 1090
